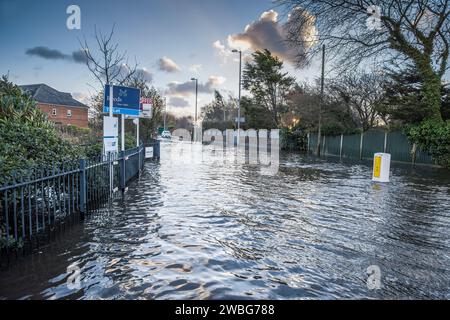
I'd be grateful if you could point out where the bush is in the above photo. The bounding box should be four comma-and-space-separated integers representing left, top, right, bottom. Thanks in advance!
407, 120, 450, 168
0, 76, 83, 185
321, 122, 361, 136
281, 128, 307, 151
82, 137, 103, 159
124, 132, 137, 150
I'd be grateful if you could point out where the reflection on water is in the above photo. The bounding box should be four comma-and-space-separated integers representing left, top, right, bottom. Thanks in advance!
1, 143, 449, 299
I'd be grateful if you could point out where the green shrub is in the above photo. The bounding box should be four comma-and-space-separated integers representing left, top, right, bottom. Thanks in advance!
407, 120, 450, 168
125, 132, 137, 150
321, 122, 361, 136
281, 128, 307, 151
0, 76, 83, 185
81, 137, 103, 159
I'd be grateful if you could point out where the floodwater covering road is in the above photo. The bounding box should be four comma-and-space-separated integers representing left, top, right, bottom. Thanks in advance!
1, 143, 449, 299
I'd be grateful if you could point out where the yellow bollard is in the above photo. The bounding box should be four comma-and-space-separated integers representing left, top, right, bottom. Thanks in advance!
372, 153, 391, 183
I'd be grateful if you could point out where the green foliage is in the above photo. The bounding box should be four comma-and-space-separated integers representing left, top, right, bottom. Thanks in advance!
377, 64, 450, 126
407, 120, 450, 168
321, 121, 360, 136
379, 66, 435, 124
125, 132, 136, 150
414, 58, 443, 122
241, 96, 277, 130
243, 50, 295, 127
287, 82, 360, 136
83, 137, 103, 159
202, 90, 237, 130
0, 233, 24, 250
443, 90, 450, 121
127, 77, 165, 143
280, 128, 307, 151
65, 125, 91, 136
0, 75, 83, 185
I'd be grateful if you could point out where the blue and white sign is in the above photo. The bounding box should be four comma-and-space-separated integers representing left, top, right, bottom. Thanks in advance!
103, 85, 141, 116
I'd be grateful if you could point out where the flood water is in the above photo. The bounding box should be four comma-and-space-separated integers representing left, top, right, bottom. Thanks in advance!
1, 143, 449, 300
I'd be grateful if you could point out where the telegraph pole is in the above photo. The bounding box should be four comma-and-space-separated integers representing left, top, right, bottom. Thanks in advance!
316, 45, 325, 156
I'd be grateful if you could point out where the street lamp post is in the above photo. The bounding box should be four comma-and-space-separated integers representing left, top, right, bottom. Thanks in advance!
191, 78, 198, 142
232, 49, 242, 144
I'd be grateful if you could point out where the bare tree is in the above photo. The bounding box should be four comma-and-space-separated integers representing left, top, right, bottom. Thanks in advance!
126, 74, 165, 142
327, 71, 385, 131
80, 24, 138, 89
287, 82, 359, 134
280, 0, 450, 122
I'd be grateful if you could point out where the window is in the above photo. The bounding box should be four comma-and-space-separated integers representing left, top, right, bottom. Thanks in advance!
67, 110, 72, 118
52, 108, 57, 116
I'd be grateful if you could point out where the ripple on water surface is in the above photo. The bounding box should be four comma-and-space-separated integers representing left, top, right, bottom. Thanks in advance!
0, 145, 449, 299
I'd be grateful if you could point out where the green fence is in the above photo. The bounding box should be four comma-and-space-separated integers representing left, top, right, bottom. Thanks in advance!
308, 130, 434, 165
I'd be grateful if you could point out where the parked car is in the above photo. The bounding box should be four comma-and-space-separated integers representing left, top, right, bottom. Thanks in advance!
161, 130, 172, 139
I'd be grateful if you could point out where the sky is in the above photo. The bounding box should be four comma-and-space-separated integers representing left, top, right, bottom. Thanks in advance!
0, 0, 321, 117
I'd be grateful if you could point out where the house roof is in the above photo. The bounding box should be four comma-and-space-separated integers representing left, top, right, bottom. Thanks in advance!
19, 84, 88, 109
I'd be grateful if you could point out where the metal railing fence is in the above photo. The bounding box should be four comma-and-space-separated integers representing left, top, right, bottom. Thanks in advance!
0, 142, 159, 253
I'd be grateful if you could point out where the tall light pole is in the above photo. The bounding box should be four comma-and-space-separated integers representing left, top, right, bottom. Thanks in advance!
191, 78, 198, 142
231, 50, 242, 133
316, 45, 325, 156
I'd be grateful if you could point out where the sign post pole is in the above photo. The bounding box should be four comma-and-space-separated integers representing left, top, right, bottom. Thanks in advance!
109, 84, 114, 196
109, 85, 113, 117
121, 114, 125, 194
136, 118, 139, 147
121, 114, 125, 152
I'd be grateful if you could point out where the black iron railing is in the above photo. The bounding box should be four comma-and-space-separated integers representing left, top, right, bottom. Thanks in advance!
0, 142, 160, 253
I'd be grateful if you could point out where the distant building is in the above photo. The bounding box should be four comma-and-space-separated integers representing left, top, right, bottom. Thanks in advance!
20, 84, 89, 128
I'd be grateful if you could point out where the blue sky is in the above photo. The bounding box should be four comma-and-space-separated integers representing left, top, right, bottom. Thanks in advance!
0, 0, 321, 117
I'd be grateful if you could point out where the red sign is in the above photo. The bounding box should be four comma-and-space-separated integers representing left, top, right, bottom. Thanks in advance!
140, 98, 153, 118
140, 98, 152, 108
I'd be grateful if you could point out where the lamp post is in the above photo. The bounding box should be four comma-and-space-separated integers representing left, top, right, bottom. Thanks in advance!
232, 49, 242, 145
191, 78, 198, 142
317, 45, 326, 156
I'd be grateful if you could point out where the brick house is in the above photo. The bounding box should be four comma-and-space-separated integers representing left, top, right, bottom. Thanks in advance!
20, 84, 89, 128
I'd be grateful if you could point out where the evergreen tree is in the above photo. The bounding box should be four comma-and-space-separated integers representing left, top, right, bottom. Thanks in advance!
243, 50, 295, 128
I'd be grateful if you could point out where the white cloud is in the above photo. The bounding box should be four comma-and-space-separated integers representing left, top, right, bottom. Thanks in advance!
207, 75, 226, 86
213, 39, 252, 65
215, 9, 316, 65
157, 56, 181, 73
213, 40, 232, 63
213, 40, 228, 55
